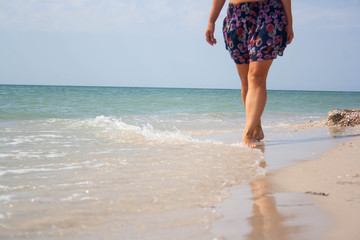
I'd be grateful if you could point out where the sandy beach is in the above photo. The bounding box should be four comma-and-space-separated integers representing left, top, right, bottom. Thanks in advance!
270, 126, 360, 240
212, 126, 360, 240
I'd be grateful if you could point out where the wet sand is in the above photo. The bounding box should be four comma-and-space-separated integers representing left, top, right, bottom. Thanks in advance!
212, 126, 360, 240
270, 127, 360, 240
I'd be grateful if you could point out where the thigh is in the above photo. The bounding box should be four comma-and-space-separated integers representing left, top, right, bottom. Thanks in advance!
248, 60, 273, 85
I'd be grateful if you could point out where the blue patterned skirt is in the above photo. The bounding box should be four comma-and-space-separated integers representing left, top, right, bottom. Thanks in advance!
223, 0, 288, 64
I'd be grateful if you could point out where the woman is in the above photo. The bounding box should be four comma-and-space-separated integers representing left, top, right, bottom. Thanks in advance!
205, 0, 294, 148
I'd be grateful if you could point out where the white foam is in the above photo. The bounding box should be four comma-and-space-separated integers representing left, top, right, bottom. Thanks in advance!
0, 185, 9, 190
75, 181, 93, 186
0, 195, 12, 203
0, 151, 47, 160
141, 124, 226, 145
60, 193, 99, 202
0, 168, 54, 176
0, 212, 11, 219
141, 124, 193, 143
16, 152, 42, 159
39, 134, 62, 138
3, 134, 60, 146
5, 138, 26, 146
79, 196, 100, 201
76, 116, 224, 145
46, 153, 67, 158
56, 183, 71, 187
60, 193, 81, 202
91, 115, 141, 132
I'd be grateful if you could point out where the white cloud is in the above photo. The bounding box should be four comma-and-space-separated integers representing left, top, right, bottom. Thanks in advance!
0, 0, 209, 33
293, 0, 360, 29
2, 0, 359, 33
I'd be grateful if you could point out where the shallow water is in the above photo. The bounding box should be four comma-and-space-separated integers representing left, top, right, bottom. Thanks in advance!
0, 85, 359, 239
0, 116, 265, 239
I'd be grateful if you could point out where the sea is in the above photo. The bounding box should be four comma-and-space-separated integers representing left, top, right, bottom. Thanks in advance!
1, 84, 359, 239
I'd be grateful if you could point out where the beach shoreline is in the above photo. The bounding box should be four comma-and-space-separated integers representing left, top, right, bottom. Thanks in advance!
269, 126, 360, 240
2, 85, 360, 239
212, 126, 360, 240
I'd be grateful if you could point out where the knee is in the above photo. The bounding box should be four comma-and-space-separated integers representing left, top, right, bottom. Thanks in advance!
248, 69, 267, 88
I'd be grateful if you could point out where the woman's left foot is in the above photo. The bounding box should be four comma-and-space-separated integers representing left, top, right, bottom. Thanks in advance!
243, 132, 257, 148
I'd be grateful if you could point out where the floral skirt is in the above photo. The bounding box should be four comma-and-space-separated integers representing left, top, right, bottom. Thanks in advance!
223, 0, 288, 64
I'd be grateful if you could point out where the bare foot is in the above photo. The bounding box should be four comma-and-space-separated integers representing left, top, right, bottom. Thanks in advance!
243, 133, 257, 148
253, 124, 264, 141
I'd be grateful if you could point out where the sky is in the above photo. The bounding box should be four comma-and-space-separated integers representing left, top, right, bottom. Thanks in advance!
0, 0, 360, 91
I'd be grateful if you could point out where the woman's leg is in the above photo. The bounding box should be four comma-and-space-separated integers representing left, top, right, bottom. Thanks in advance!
236, 64, 264, 141
243, 60, 273, 148
236, 64, 249, 106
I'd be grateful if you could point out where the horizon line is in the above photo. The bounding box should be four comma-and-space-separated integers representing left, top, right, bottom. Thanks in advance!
0, 83, 359, 93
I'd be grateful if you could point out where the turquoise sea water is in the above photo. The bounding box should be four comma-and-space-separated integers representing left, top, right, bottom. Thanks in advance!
2, 85, 360, 120
1, 84, 359, 239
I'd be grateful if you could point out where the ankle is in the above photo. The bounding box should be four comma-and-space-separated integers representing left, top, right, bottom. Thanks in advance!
243, 128, 253, 137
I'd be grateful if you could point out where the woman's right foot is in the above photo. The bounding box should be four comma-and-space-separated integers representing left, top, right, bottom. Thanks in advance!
253, 124, 264, 141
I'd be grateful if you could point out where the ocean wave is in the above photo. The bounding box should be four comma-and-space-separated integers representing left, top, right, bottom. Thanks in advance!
73, 116, 225, 145
140, 123, 222, 145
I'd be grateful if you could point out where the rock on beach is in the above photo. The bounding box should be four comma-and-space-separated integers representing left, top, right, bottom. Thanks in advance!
326, 109, 360, 127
